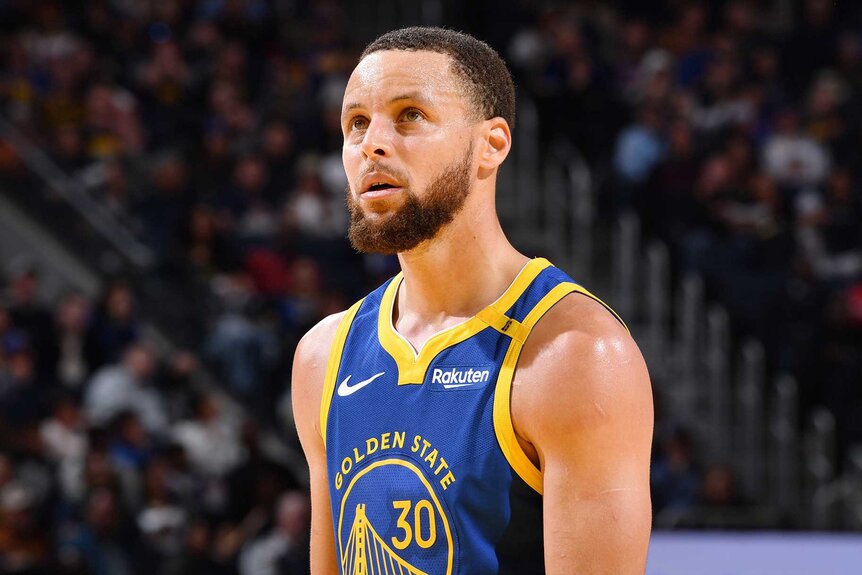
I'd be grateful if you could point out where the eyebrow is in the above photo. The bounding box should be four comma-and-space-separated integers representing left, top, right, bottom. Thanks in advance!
342, 92, 431, 114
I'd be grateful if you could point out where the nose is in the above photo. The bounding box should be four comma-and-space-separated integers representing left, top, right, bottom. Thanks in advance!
359, 116, 393, 160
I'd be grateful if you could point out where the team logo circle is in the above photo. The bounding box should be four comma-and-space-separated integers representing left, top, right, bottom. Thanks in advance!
338, 458, 454, 575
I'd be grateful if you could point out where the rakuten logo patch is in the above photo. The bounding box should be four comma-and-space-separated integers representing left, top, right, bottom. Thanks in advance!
430, 367, 491, 389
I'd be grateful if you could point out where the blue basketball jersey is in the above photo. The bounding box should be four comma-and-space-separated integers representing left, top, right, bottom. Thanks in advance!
321, 258, 624, 574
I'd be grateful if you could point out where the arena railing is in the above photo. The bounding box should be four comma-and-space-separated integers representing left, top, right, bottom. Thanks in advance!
608, 210, 854, 529
770, 374, 801, 518
497, 95, 596, 281
0, 114, 154, 271
809, 420, 862, 530
0, 114, 309, 480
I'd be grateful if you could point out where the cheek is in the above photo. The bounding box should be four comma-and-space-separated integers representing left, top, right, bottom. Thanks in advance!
404, 147, 452, 187
342, 146, 361, 184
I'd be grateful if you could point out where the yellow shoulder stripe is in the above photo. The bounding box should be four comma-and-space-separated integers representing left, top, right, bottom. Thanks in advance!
493, 281, 627, 494
476, 306, 529, 343
320, 299, 364, 446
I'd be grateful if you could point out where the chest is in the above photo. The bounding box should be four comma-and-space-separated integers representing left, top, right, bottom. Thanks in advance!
328, 321, 509, 464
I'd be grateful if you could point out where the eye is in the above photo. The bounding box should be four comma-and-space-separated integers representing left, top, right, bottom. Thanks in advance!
348, 116, 368, 131
400, 108, 424, 122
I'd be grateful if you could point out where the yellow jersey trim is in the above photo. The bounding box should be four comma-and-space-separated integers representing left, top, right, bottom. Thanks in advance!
377, 258, 552, 385
566, 284, 630, 334
320, 299, 365, 446
493, 281, 628, 494
476, 307, 529, 343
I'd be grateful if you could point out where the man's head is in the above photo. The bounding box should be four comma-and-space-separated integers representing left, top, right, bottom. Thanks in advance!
360, 27, 516, 129
342, 27, 515, 254
123, 342, 156, 380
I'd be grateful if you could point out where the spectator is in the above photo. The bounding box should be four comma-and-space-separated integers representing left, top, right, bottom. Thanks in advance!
50, 124, 89, 173
108, 410, 152, 474
136, 457, 188, 574
44, 291, 91, 391
3, 423, 54, 534
284, 154, 347, 240
0, 340, 48, 431
136, 153, 193, 259
57, 488, 137, 575
5, 265, 52, 366
613, 104, 666, 191
205, 271, 279, 400
224, 154, 278, 242
39, 393, 88, 503
171, 392, 243, 478
83, 342, 168, 435
260, 120, 296, 196
169, 517, 221, 575
134, 40, 194, 150
805, 71, 851, 162
238, 491, 310, 575
191, 119, 235, 204
0, 482, 52, 574
796, 167, 862, 283
762, 107, 830, 188
81, 81, 144, 158
84, 280, 141, 371
0, 306, 12, 369
182, 204, 235, 280
651, 428, 700, 513
700, 464, 745, 508
0, 455, 14, 496
226, 421, 298, 524
643, 118, 701, 243
93, 160, 134, 222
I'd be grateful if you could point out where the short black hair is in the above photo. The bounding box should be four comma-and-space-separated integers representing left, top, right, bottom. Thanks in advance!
360, 27, 516, 129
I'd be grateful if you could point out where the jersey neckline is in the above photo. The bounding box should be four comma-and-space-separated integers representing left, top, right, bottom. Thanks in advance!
377, 257, 552, 385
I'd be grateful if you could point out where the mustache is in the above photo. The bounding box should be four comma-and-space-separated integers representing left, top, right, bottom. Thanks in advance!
354, 163, 410, 190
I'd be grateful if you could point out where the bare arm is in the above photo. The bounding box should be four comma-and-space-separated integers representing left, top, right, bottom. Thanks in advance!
513, 296, 654, 574
292, 313, 344, 574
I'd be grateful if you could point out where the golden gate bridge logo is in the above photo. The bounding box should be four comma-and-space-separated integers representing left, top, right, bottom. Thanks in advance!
341, 504, 428, 575
337, 459, 454, 575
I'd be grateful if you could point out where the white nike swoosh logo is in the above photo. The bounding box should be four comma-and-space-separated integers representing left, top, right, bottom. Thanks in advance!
337, 372, 385, 397
442, 383, 476, 389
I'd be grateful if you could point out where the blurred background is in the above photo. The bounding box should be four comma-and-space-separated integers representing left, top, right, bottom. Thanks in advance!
0, 0, 860, 573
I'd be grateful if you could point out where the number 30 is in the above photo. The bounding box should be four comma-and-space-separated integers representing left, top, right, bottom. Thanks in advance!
391, 499, 437, 550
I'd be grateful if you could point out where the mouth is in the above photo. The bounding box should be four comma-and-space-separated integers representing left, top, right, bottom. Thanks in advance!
367, 182, 397, 192
363, 183, 402, 199
360, 174, 405, 200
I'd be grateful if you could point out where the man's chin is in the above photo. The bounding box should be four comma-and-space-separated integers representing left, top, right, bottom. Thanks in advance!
357, 195, 408, 217
348, 217, 430, 255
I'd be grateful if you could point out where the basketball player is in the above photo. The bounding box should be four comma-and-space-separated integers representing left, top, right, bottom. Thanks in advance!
293, 27, 653, 574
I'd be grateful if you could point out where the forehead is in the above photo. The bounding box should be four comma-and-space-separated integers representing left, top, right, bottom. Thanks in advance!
343, 50, 469, 112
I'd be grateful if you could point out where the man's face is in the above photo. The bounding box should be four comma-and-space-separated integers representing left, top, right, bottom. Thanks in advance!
341, 50, 478, 254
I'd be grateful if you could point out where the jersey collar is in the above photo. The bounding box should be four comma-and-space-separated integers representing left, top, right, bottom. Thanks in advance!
377, 258, 552, 385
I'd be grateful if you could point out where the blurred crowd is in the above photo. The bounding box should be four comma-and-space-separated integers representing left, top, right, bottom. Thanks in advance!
503, 0, 862, 519
0, 266, 306, 574
0, 0, 860, 564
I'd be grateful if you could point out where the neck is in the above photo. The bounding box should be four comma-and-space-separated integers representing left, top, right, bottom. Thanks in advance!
393, 196, 527, 336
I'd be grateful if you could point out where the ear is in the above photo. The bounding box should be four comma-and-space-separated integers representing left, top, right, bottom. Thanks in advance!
477, 117, 511, 173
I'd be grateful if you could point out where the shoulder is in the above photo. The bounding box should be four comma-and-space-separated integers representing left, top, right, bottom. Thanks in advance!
514, 291, 651, 439
521, 290, 641, 383
293, 310, 348, 377
292, 310, 350, 437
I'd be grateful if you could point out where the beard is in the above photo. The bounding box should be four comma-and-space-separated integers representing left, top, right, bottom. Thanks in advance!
347, 144, 473, 254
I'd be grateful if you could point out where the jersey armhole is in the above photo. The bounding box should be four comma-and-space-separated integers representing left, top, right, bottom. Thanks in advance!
319, 299, 364, 446
493, 281, 628, 495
